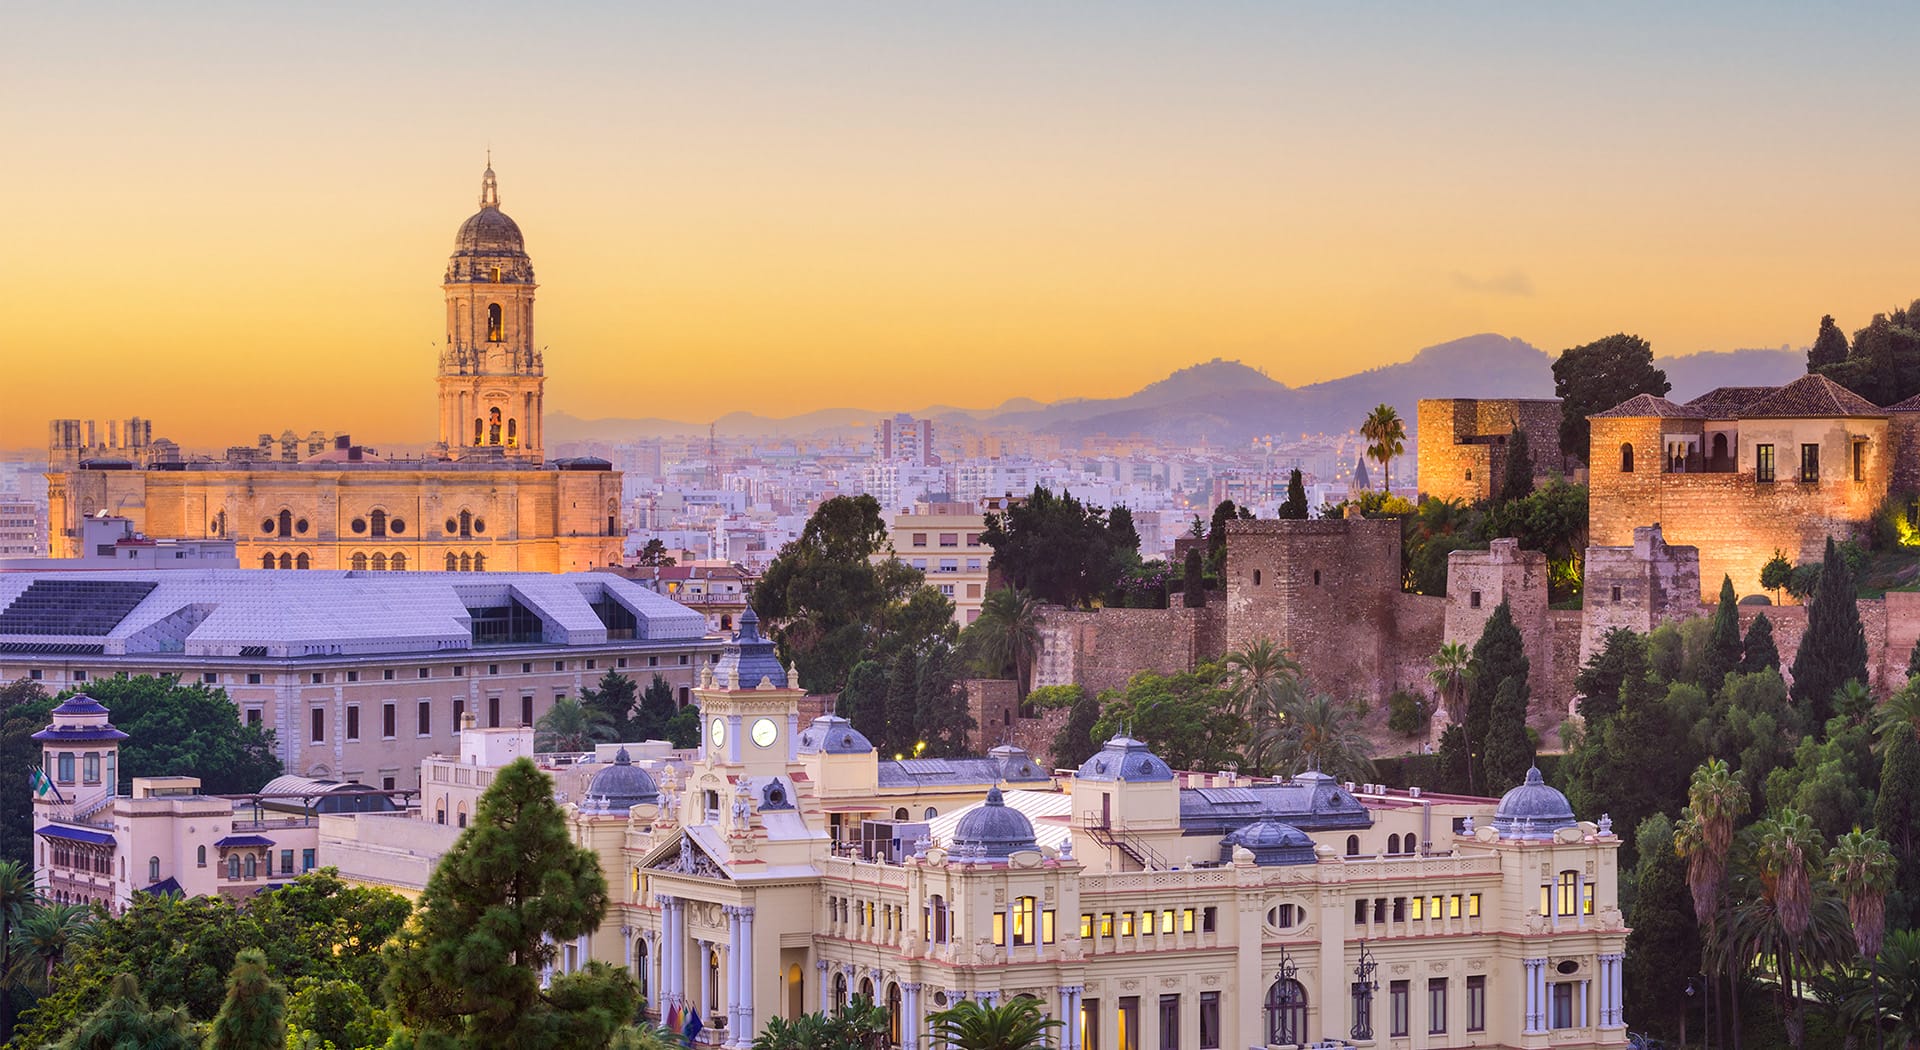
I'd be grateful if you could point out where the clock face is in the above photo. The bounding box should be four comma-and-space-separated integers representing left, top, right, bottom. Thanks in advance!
751, 717, 778, 748
710, 717, 726, 749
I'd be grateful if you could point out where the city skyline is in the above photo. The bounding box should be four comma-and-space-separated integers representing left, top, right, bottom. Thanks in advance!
8, 4, 1920, 450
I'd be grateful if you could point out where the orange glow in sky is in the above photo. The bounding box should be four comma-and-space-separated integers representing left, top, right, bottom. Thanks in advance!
5, 5, 1920, 449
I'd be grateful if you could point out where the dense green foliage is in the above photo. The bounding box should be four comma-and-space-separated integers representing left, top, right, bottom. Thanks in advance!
1740, 612, 1781, 676
53, 974, 196, 1050
533, 697, 616, 754
1808, 313, 1850, 370
206, 948, 288, 1050
1481, 676, 1534, 792
982, 487, 1142, 608
1500, 426, 1534, 500
577, 670, 640, 741
752, 494, 954, 693
1551, 332, 1670, 464
1789, 536, 1869, 730
1049, 687, 1102, 770
751, 996, 888, 1050
1463, 601, 1528, 795
1089, 664, 1245, 773
1622, 815, 1701, 1036
0, 682, 56, 869
926, 996, 1061, 1050
1809, 299, 1920, 405
961, 589, 1041, 697
58, 675, 281, 796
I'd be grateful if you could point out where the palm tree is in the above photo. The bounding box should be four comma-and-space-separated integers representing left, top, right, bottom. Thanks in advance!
0, 860, 35, 1041
1830, 828, 1898, 1043
1879, 681, 1920, 747
927, 996, 1062, 1050
1427, 641, 1472, 745
1269, 693, 1375, 783
1224, 639, 1303, 773
9, 902, 92, 994
532, 697, 617, 754
1723, 809, 1850, 1048
971, 589, 1042, 700
1845, 929, 1920, 1050
1360, 404, 1407, 494
1675, 762, 1749, 1050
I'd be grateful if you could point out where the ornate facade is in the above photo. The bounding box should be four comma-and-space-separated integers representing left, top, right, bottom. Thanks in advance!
46, 163, 622, 573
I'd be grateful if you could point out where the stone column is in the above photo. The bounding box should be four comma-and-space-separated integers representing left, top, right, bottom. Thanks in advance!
787, 712, 800, 761
1522, 959, 1543, 1033
1035, 897, 1046, 959
698, 938, 714, 1025
902, 983, 921, 1050
723, 907, 740, 1046
655, 895, 676, 1007
1575, 871, 1586, 927
741, 907, 756, 1038
1577, 978, 1588, 1030
817, 959, 831, 1013
727, 714, 743, 763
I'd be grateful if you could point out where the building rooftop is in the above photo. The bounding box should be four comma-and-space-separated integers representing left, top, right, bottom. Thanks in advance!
1736, 374, 1885, 418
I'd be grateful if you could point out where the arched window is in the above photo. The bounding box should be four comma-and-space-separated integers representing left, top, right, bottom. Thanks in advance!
473, 553, 486, 572
895, 807, 910, 821
260, 553, 275, 569
1387, 833, 1400, 854
244, 854, 256, 879
391, 553, 407, 572
197, 845, 206, 868
1620, 443, 1635, 473
278, 509, 293, 537
507, 418, 517, 447
886, 983, 902, 1045
833, 972, 848, 1014
278, 553, 293, 570
487, 303, 503, 342
474, 418, 484, 445
370, 510, 387, 538
436, 801, 446, 825
459, 553, 472, 572
371, 553, 387, 572
457, 802, 468, 828
859, 977, 874, 1003
351, 553, 368, 571
1712, 432, 1729, 462
228, 855, 241, 880
294, 552, 310, 570
148, 856, 159, 883
1266, 978, 1308, 1046
1346, 835, 1361, 856
446, 552, 458, 571
460, 510, 472, 537
924, 806, 937, 820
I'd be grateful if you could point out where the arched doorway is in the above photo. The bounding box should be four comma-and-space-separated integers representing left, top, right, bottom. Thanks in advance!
887, 982, 902, 1045
833, 971, 849, 1014
787, 963, 804, 1020
636, 938, 649, 1006
1266, 978, 1308, 1046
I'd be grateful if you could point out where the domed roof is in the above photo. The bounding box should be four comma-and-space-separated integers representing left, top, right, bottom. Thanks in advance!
796, 715, 873, 755
949, 786, 1040, 863
1219, 819, 1317, 866
1075, 734, 1174, 783
31, 692, 128, 745
712, 609, 787, 690
582, 748, 659, 814
1491, 767, 1578, 840
451, 165, 528, 259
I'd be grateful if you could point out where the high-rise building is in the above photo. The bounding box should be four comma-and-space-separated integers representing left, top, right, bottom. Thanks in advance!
875, 413, 936, 467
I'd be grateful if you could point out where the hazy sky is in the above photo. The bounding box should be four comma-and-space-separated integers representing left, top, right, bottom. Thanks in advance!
5, 3, 1919, 448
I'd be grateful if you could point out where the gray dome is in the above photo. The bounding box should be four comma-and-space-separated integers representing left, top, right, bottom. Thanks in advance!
1075, 734, 1174, 782
454, 206, 526, 257
1491, 767, 1578, 841
713, 609, 787, 690
949, 787, 1039, 862
581, 748, 658, 813
988, 744, 1045, 782
1219, 820, 1317, 866
797, 715, 872, 755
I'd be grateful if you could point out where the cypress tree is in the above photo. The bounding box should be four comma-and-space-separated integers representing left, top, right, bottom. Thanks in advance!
1907, 638, 1920, 683
206, 948, 286, 1050
1574, 628, 1646, 724
1622, 816, 1702, 1036
384, 758, 635, 1045
1501, 428, 1535, 501
1481, 676, 1536, 791
1875, 731, 1920, 930
1182, 548, 1206, 608
1279, 470, 1309, 520
1701, 575, 1743, 690
1466, 601, 1530, 795
1738, 613, 1780, 676
837, 660, 887, 744
1789, 536, 1868, 730
882, 648, 920, 755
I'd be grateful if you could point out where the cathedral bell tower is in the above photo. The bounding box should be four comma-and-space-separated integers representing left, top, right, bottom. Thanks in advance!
438, 159, 545, 460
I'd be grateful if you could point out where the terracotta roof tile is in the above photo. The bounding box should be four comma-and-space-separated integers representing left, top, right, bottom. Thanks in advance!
1734, 374, 1885, 418
1685, 386, 1779, 416
1589, 393, 1703, 419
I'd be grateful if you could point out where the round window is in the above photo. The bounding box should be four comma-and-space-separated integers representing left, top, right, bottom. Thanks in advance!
751, 718, 777, 748
710, 717, 726, 749
294, 518, 309, 535
351, 518, 367, 534
473, 517, 487, 534
260, 518, 275, 535
445, 518, 459, 534
390, 518, 406, 535
1556, 960, 1580, 975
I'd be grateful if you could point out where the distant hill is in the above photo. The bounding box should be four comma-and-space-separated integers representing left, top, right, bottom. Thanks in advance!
544, 337, 1813, 446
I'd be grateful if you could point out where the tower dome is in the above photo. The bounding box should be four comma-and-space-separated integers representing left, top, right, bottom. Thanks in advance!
1075, 733, 1174, 782
949, 786, 1040, 863
450, 163, 529, 261
796, 714, 873, 755
581, 748, 659, 814
712, 609, 787, 690
1218, 820, 1316, 866
1491, 767, 1578, 841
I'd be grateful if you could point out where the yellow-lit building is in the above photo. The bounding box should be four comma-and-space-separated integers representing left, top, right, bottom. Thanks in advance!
324, 613, 1631, 1049
882, 503, 993, 626
46, 163, 624, 574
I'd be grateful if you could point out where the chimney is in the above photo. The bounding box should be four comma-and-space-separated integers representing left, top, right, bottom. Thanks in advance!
335, 435, 351, 450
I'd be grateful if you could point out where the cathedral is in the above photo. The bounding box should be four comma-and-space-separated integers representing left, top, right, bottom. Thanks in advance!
46, 164, 625, 573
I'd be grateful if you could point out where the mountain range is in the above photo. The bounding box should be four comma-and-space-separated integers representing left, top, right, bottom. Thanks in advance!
547, 335, 1810, 447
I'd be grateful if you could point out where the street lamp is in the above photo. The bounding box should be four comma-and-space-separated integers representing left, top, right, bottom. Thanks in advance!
1352, 940, 1380, 1042
1274, 945, 1299, 1046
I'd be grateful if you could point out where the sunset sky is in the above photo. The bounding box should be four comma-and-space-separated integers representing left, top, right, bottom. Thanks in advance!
5, 4, 1919, 449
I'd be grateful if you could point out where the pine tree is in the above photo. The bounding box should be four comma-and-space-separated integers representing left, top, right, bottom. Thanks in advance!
1789, 536, 1868, 731
54, 974, 196, 1050
1875, 731, 1920, 930
1701, 575, 1743, 691
1279, 470, 1309, 520
1739, 613, 1780, 676
1501, 428, 1535, 501
206, 948, 287, 1050
1465, 601, 1529, 795
1481, 676, 1535, 791
579, 670, 639, 739
384, 758, 635, 1044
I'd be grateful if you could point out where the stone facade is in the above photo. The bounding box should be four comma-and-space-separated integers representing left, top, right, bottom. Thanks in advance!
1032, 604, 1224, 699
961, 679, 1071, 767
1580, 525, 1704, 666
1417, 398, 1565, 504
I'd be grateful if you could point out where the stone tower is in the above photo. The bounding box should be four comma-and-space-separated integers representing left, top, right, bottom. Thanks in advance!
438, 160, 545, 460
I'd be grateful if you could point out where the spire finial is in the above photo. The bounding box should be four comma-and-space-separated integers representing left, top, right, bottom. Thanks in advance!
479, 155, 499, 209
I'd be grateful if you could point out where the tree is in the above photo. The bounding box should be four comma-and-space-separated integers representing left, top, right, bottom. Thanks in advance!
663, 703, 701, 749
1465, 601, 1529, 795
285, 977, 390, 1050
753, 997, 888, 1050
1050, 689, 1102, 771
636, 539, 675, 567
1624, 815, 1702, 1039
1741, 612, 1781, 676
384, 758, 636, 1045
881, 648, 920, 756
1268, 693, 1376, 783
1728, 809, 1849, 1048
1552, 333, 1670, 464
1829, 829, 1897, 965
1910, 637, 1920, 683
0, 860, 32, 1041
1809, 314, 1850, 370
206, 948, 287, 1050
1279, 469, 1309, 520
1089, 665, 1245, 774
926, 996, 1062, 1050
1427, 642, 1472, 746
1702, 575, 1743, 692
1481, 677, 1535, 791
1108, 506, 1140, 555
1205, 500, 1252, 575
630, 675, 677, 743
968, 589, 1041, 699
53, 973, 196, 1050
1360, 404, 1406, 493
1181, 548, 1205, 608
1874, 706, 1920, 929
837, 660, 888, 744
1573, 628, 1645, 725
1789, 536, 1869, 731
0, 681, 55, 868
1500, 427, 1535, 501
1223, 640, 1304, 773
579, 670, 639, 740
982, 487, 1139, 609
1675, 758, 1750, 1041
533, 697, 617, 754
1761, 549, 1794, 603
913, 642, 974, 757
9, 901, 92, 994
76, 675, 282, 795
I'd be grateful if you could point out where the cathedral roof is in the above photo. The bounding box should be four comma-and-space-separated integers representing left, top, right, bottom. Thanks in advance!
452, 164, 528, 259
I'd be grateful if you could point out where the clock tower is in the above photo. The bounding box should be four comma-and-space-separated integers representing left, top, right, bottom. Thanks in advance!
437, 160, 545, 460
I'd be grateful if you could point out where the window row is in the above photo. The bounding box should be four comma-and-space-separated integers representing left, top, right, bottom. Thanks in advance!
1386, 975, 1488, 1038
46, 749, 110, 786
1342, 833, 1420, 856
907, 532, 982, 548
1080, 906, 1217, 940
1354, 892, 1481, 925
1619, 439, 1869, 484
1544, 869, 1597, 917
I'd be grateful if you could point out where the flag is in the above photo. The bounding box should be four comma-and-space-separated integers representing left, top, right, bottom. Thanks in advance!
663, 1002, 680, 1036
29, 768, 61, 802
682, 1008, 702, 1046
